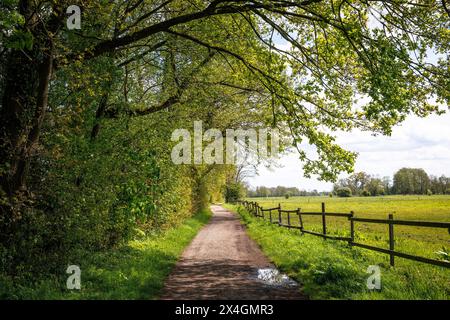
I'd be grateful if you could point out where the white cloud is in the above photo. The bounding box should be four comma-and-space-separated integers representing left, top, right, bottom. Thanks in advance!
246, 113, 450, 191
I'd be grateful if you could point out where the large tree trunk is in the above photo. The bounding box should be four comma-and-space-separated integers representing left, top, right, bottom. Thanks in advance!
0, 3, 54, 203
0, 49, 53, 196
0, 2, 55, 271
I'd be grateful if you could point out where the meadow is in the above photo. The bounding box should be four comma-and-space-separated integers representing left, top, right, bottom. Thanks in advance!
246, 195, 450, 262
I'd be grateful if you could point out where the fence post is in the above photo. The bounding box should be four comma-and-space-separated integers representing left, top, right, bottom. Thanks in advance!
278, 206, 282, 225
321, 202, 327, 237
297, 208, 303, 232
287, 211, 291, 228
269, 209, 272, 223
349, 211, 354, 246
389, 213, 395, 267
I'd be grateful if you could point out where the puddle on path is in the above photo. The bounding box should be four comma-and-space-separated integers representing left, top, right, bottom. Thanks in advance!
256, 268, 298, 287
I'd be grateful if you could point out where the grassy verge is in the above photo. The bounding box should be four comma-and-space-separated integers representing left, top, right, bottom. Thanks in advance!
0, 209, 211, 299
226, 204, 449, 300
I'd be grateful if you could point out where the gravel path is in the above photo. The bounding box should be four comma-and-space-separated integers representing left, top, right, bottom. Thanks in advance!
160, 205, 306, 300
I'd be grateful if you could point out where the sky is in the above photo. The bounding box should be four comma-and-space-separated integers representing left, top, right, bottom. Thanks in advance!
245, 112, 450, 192
245, 18, 449, 192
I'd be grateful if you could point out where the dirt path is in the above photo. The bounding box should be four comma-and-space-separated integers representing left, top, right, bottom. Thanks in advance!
160, 205, 305, 300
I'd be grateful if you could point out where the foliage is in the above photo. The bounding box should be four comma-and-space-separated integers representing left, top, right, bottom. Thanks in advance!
0, 0, 449, 294
334, 172, 389, 196
430, 175, 450, 195
336, 187, 352, 197
248, 186, 321, 197
393, 168, 430, 195
0, 210, 211, 299
224, 182, 245, 203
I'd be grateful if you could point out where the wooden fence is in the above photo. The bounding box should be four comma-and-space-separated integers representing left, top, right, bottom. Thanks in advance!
237, 200, 450, 268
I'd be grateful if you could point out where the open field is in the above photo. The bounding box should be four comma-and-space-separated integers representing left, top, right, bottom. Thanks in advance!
227, 204, 450, 299
246, 195, 450, 262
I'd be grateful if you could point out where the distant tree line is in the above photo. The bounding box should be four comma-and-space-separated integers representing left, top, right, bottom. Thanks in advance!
333, 168, 450, 197
247, 186, 324, 198
247, 168, 450, 198
394, 168, 450, 195
333, 172, 390, 197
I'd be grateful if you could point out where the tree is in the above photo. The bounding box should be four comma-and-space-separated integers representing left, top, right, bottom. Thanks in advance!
1, 0, 449, 274
393, 168, 430, 195
334, 171, 371, 196
381, 176, 392, 195
430, 175, 450, 194
224, 182, 245, 203
336, 187, 352, 197
2, 0, 449, 206
367, 178, 385, 196
256, 186, 270, 198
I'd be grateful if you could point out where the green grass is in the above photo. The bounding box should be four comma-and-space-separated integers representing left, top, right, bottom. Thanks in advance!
247, 195, 450, 261
0, 210, 211, 299
226, 204, 450, 300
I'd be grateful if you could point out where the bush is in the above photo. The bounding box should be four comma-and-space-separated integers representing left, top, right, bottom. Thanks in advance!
336, 187, 352, 197
224, 183, 245, 203
427, 189, 433, 196
361, 190, 370, 197
284, 193, 290, 199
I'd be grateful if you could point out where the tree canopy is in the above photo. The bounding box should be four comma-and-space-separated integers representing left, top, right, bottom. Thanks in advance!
0, 0, 449, 272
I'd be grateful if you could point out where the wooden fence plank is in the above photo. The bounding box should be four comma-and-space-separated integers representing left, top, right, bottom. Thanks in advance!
350, 217, 450, 228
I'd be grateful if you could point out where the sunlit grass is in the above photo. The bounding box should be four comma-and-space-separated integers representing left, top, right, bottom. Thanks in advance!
227, 204, 450, 300
247, 195, 450, 260
0, 210, 211, 299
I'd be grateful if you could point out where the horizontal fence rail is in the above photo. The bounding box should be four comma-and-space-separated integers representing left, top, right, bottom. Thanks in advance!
236, 200, 450, 269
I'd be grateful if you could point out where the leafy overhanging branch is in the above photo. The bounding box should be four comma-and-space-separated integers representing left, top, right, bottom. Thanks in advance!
103, 50, 217, 118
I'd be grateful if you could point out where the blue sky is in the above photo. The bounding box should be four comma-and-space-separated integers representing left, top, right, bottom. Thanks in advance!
246, 112, 450, 191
